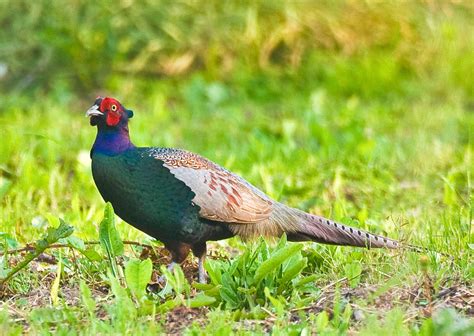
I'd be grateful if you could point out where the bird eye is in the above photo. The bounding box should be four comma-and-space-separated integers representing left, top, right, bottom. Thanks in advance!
111, 104, 117, 112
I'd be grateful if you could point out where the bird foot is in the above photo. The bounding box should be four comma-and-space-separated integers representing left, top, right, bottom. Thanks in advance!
157, 262, 177, 284
156, 260, 208, 284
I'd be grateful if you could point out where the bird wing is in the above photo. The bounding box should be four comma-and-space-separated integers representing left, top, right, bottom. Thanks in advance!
151, 149, 273, 224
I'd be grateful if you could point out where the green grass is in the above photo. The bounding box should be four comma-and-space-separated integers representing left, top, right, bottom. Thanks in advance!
1, 1, 473, 335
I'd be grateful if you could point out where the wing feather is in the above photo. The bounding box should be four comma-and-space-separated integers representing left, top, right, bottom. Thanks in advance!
150, 148, 273, 224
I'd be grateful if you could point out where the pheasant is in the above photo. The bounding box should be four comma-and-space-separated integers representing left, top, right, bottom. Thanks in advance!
86, 96, 401, 283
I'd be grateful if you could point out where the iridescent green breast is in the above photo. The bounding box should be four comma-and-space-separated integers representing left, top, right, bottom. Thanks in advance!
91, 148, 198, 240
91, 148, 233, 243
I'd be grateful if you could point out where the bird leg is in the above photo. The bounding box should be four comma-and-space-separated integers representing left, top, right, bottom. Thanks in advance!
192, 242, 208, 284
197, 255, 207, 284
157, 240, 191, 283
161, 240, 208, 283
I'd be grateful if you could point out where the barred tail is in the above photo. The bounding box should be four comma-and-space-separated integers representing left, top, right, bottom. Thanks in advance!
279, 206, 399, 249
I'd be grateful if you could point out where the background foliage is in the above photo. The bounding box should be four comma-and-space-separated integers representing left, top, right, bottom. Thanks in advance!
0, 0, 473, 334
1, 0, 472, 96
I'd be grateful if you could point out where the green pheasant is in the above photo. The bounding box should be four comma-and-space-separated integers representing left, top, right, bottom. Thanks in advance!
87, 97, 400, 283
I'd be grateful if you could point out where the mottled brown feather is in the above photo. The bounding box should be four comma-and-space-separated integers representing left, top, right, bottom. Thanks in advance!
151, 149, 273, 224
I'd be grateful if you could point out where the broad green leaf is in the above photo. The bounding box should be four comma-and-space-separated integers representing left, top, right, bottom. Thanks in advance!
316, 311, 329, 330
109, 270, 127, 299
188, 293, 216, 308
0, 232, 19, 250
344, 262, 362, 288
156, 298, 178, 313
254, 243, 303, 283
46, 219, 74, 244
107, 271, 137, 320
99, 202, 124, 258
203, 285, 221, 298
279, 257, 307, 286
60, 236, 85, 251
45, 214, 60, 228
125, 258, 152, 299
80, 247, 102, 262
219, 286, 240, 308
204, 259, 222, 284
159, 264, 190, 301
264, 287, 284, 313
293, 274, 317, 288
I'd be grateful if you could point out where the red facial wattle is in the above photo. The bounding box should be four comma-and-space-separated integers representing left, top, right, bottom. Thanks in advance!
99, 97, 122, 127
106, 112, 121, 126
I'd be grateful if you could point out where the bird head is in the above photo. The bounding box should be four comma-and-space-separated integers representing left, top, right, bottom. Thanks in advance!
86, 97, 134, 128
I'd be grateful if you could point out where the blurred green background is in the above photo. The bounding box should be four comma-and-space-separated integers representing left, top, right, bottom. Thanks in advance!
0, 1, 472, 244
1, 1, 472, 97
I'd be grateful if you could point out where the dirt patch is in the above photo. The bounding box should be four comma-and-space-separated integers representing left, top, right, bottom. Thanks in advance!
163, 306, 208, 335
298, 277, 473, 324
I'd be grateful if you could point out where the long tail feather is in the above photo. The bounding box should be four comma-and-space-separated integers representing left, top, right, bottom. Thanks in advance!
275, 204, 399, 249
296, 212, 398, 248
265, 204, 448, 256
233, 203, 438, 254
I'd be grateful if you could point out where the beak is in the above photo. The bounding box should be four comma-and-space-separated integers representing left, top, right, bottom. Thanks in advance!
85, 104, 104, 117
